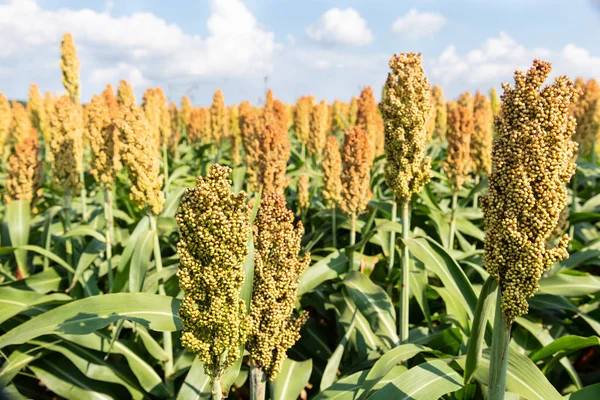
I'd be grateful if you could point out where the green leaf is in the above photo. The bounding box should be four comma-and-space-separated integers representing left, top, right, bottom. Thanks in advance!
129, 229, 155, 293
0, 286, 72, 324
270, 358, 312, 400
369, 359, 463, 400
343, 271, 399, 348
0, 344, 47, 387
176, 357, 211, 400
6, 200, 31, 277
565, 383, 600, 399
464, 276, 498, 384
320, 312, 356, 391
113, 216, 150, 293
2, 268, 66, 293
530, 335, 600, 363
539, 273, 600, 297
70, 238, 106, 291
62, 331, 169, 397
298, 250, 348, 297
30, 357, 124, 400
63, 226, 106, 243
358, 343, 432, 398
456, 348, 563, 400
529, 295, 600, 336
0, 293, 182, 348
11, 245, 75, 274
405, 237, 479, 318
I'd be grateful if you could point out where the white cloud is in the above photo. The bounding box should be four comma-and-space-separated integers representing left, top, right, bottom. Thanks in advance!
391, 9, 446, 40
306, 8, 373, 46
429, 32, 600, 96
0, 0, 275, 101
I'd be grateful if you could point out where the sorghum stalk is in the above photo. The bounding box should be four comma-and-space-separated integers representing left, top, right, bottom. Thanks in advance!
247, 194, 310, 391
387, 200, 397, 296
482, 60, 578, 399
322, 135, 342, 247
380, 53, 432, 340
177, 164, 250, 387
340, 126, 371, 269
250, 362, 267, 400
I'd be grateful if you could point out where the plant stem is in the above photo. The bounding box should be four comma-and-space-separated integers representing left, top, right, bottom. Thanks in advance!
350, 214, 357, 270
212, 378, 223, 400
332, 208, 337, 248
399, 198, 410, 341
489, 289, 512, 400
149, 214, 174, 381
569, 172, 578, 240
104, 187, 114, 292
64, 194, 73, 272
250, 363, 267, 400
448, 191, 458, 250
387, 198, 397, 295
473, 175, 480, 209
162, 143, 170, 193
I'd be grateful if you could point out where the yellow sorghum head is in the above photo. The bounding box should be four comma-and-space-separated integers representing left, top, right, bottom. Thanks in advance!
102, 84, 119, 119
6, 127, 41, 204
285, 103, 294, 130
258, 117, 291, 195
571, 78, 600, 159
265, 89, 274, 109
239, 101, 261, 190
357, 86, 381, 162
425, 90, 436, 142
180, 96, 192, 134
0, 93, 11, 157
308, 100, 328, 158
340, 126, 372, 217
115, 103, 164, 215
27, 84, 48, 137
142, 88, 161, 149
297, 174, 310, 212
189, 108, 211, 143
273, 99, 288, 135
229, 104, 242, 165
10, 102, 32, 146
154, 87, 171, 148
85, 95, 119, 189
117, 80, 136, 107
294, 96, 311, 145
471, 91, 493, 176
211, 89, 227, 144
60, 33, 80, 103
445, 100, 473, 191
348, 96, 358, 127
176, 164, 251, 379
481, 59, 578, 322
490, 87, 500, 117
432, 84, 447, 141
49, 95, 84, 194
380, 53, 432, 201
322, 135, 342, 209
331, 100, 345, 132
247, 193, 310, 380
169, 101, 181, 152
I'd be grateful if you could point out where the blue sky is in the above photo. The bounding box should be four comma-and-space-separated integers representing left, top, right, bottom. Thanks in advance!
1, 0, 599, 106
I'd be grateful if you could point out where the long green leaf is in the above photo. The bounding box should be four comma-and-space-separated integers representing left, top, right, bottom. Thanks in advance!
270, 358, 312, 400
6, 200, 31, 277
0, 286, 71, 324
530, 335, 600, 362
343, 270, 399, 348
464, 276, 498, 384
176, 357, 211, 400
369, 359, 462, 400
129, 229, 155, 293
70, 238, 106, 291
0, 293, 182, 348
320, 312, 356, 391
539, 273, 600, 297
298, 250, 347, 297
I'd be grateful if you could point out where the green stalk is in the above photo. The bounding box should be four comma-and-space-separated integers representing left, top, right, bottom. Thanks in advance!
350, 214, 357, 269
489, 289, 512, 400
104, 187, 114, 292
387, 198, 398, 295
64, 193, 74, 272
79, 169, 87, 221
399, 198, 410, 341
448, 191, 458, 250
212, 378, 223, 400
250, 363, 267, 400
569, 173, 578, 240
149, 214, 174, 382
162, 142, 170, 193
331, 208, 337, 248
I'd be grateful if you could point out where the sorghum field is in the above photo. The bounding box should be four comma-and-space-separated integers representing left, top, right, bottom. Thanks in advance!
0, 32, 599, 400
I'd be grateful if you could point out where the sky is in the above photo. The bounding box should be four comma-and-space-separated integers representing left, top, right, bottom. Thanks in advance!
1, 0, 600, 106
